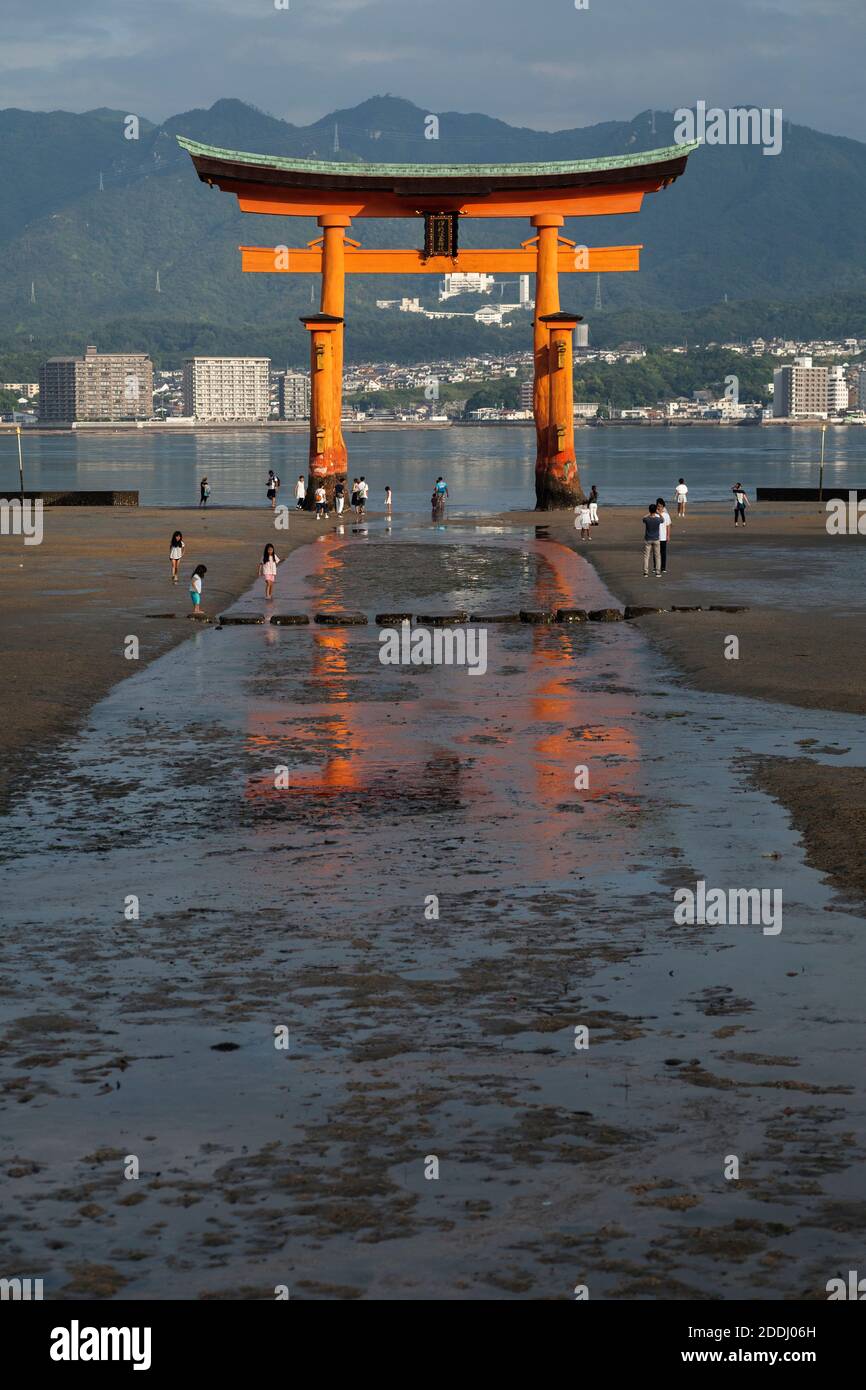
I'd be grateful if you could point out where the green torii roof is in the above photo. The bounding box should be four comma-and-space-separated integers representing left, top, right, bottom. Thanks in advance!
176, 135, 698, 182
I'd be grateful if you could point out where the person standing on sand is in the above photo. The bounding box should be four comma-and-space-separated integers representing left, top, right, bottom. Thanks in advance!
258, 543, 281, 599
267, 470, 281, 511
733, 483, 750, 527
314, 484, 329, 520
199, 477, 210, 508
189, 563, 207, 613
675, 478, 688, 517
384, 486, 392, 514
351, 478, 360, 517
295, 475, 306, 510
335, 480, 345, 515
588, 485, 599, 525
169, 530, 185, 583
575, 501, 592, 541
643, 503, 662, 578
357, 476, 369, 517
656, 497, 672, 574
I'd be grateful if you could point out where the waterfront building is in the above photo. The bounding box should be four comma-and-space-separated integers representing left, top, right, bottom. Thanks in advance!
858, 368, 866, 411
827, 365, 850, 415
278, 372, 311, 420
39, 345, 153, 422
182, 356, 270, 420
772, 357, 829, 419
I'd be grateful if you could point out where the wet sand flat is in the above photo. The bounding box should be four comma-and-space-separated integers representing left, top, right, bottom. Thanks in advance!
511, 502, 866, 717
0, 505, 332, 812
2, 519, 866, 1299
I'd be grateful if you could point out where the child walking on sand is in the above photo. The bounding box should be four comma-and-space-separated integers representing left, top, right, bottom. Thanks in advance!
189, 564, 207, 614
258, 543, 281, 599
314, 484, 329, 519
169, 530, 184, 583
575, 501, 592, 541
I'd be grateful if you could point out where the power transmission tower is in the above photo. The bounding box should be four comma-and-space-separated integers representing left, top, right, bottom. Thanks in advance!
594, 275, 602, 311
99, 171, 104, 191
333, 123, 340, 153
155, 270, 161, 293
30, 280, 36, 304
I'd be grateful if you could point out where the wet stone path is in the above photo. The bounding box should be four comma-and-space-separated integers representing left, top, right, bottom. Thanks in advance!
1, 520, 865, 1300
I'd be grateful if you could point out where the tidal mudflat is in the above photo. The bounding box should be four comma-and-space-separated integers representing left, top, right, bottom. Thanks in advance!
2, 519, 865, 1299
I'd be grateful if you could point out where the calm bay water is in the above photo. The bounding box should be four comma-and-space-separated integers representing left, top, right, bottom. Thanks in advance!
4, 423, 864, 512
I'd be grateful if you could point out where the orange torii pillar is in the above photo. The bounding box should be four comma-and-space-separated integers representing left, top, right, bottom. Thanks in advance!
300, 313, 343, 505
539, 311, 582, 508
532, 213, 582, 510
318, 214, 350, 495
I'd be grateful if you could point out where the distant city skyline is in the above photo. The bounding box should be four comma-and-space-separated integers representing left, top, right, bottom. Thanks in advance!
2, 0, 865, 143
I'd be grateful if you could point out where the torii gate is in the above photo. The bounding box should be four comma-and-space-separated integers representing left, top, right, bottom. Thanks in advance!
178, 138, 695, 509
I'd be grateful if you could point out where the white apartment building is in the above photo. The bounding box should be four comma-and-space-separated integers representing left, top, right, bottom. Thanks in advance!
827, 365, 850, 415
858, 368, 866, 411
278, 372, 311, 420
440, 273, 495, 301
182, 357, 270, 420
772, 356, 829, 419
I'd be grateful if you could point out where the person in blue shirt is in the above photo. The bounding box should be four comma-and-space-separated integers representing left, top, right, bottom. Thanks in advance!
642, 503, 663, 577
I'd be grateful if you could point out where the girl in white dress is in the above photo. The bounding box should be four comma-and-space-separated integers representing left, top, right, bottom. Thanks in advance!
259, 543, 281, 599
169, 530, 184, 583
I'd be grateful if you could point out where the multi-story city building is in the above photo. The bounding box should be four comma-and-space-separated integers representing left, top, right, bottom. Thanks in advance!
519, 380, 533, 411
182, 357, 270, 420
39, 345, 153, 422
440, 273, 495, 301
772, 356, 829, 419
858, 368, 866, 411
827, 365, 850, 415
277, 372, 311, 420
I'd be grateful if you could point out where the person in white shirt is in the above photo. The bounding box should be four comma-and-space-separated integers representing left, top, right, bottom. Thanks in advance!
357, 477, 369, 516
656, 497, 672, 573
189, 564, 206, 615
574, 502, 592, 540
675, 478, 688, 517
314, 484, 328, 519
384, 486, 392, 512
295, 475, 306, 510
258, 543, 281, 599
732, 483, 749, 526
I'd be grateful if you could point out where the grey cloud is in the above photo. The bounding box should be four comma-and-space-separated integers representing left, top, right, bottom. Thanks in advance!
0, 0, 863, 139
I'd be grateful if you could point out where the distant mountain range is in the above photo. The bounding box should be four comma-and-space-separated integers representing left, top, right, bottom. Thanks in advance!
1, 95, 865, 370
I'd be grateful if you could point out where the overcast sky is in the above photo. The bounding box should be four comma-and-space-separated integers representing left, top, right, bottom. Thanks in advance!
3, 0, 865, 140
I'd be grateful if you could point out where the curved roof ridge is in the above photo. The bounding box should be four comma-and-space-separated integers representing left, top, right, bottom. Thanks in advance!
175, 134, 699, 178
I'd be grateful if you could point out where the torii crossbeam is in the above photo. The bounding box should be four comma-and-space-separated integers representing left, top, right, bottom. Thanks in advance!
179, 137, 696, 508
